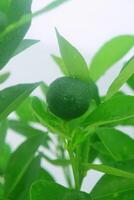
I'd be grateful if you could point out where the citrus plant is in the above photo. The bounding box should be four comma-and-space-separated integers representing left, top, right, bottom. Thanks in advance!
1, 0, 134, 200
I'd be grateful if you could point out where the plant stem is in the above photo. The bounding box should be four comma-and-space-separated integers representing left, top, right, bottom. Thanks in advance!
63, 166, 73, 189
68, 147, 80, 190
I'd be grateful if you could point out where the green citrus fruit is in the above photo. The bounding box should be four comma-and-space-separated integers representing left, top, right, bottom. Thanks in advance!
46, 77, 91, 120
0, 11, 8, 32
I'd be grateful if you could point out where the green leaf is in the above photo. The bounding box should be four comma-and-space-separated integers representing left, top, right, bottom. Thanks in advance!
0, 120, 10, 175
97, 128, 134, 161
4, 134, 45, 197
0, 144, 11, 175
0, 0, 32, 69
8, 120, 50, 147
0, 72, 10, 84
0, 183, 4, 199
43, 0, 70, 13
51, 54, 69, 75
42, 154, 70, 166
40, 82, 48, 97
91, 176, 134, 200
10, 155, 54, 200
85, 163, 134, 179
32, 96, 63, 133
89, 35, 134, 81
90, 160, 134, 200
0, 82, 40, 120
127, 74, 134, 90
106, 56, 134, 99
30, 180, 68, 200
83, 94, 134, 127
56, 29, 90, 83
0, 0, 10, 13
39, 168, 55, 182
30, 180, 90, 200
16, 96, 37, 122
0, 120, 7, 151
8, 156, 41, 200
13, 39, 39, 57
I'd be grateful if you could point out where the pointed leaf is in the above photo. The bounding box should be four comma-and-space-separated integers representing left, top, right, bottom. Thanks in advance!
0, 82, 40, 120
40, 82, 48, 97
13, 39, 39, 57
0, 72, 10, 84
106, 56, 134, 99
86, 163, 134, 179
89, 35, 134, 81
51, 54, 68, 75
56, 30, 90, 83
43, 0, 70, 13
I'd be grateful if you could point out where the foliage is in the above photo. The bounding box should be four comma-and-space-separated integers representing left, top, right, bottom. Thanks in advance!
0, 0, 134, 199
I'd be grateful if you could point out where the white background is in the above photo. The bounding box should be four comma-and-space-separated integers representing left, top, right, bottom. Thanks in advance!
5, 0, 134, 192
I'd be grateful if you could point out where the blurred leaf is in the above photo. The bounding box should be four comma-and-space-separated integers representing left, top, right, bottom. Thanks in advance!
91, 178, 134, 200
0, 82, 40, 120
0, 0, 32, 69
90, 160, 134, 200
16, 96, 37, 122
0, 144, 11, 175
0, 72, 10, 84
93, 141, 110, 157
0, 0, 10, 13
32, 96, 63, 133
30, 180, 68, 200
40, 82, 48, 98
43, 0, 70, 13
89, 35, 134, 81
97, 128, 134, 161
56, 29, 90, 83
51, 54, 69, 75
127, 73, 134, 90
30, 180, 90, 200
106, 56, 134, 99
13, 39, 39, 57
4, 133, 45, 197
10, 155, 54, 200
9, 155, 41, 200
0, 120, 10, 175
42, 154, 70, 166
39, 167, 55, 182
0, 183, 4, 199
8, 120, 50, 147
0, 120, 7, 151
83, 94, 134, 127
86, 163, 134, 179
